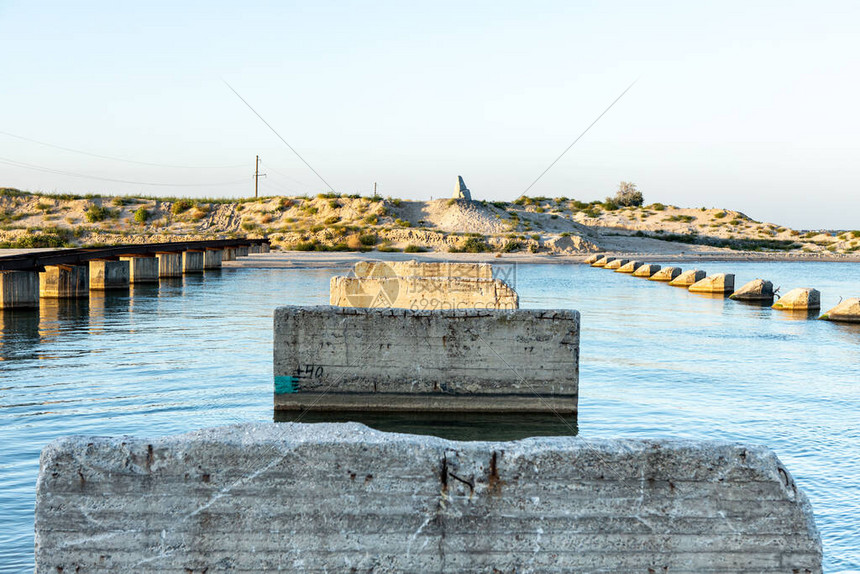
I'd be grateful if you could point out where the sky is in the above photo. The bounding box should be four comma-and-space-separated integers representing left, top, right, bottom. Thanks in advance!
1, 1, 858, 229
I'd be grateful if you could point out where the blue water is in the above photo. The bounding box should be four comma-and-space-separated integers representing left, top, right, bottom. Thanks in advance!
0, 261, 857, 572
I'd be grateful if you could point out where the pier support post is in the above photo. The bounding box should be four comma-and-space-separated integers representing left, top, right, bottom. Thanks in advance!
236, 245, 250, 257
0, 270, 39, 309
155, 252, 182, 278
222, 248, 236, 262
260, 243, 270, 253
119, 255, 159, 284
88, 260, 130, 290
203, 249, 222, 270
182, 250, 204, 274
39, 265, 89, 299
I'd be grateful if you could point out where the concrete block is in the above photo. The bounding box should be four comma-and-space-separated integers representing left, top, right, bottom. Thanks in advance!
155, 252, 182, 278
615, 260, 643, 273
820, 297, 860, 322
34, 423, 823, 574
39, 265, 88, 299
689, 273, 734, 294
273, 306, 578, 412
649, 266, 682, 281
203, 249, 222, 270
221, 247, 236, 262
730, 279, 774, 302
773, 288, 821, 311
669, 269, 706, 287
604, 258, 629, 270
181, 250, 204, 274
119, 256, 158, 284
330, 276, 518, 310
591, 255, 613, 267
0, 270, 39, 309
236, 245, 250, 257
260, 243, 270, 253
583, 254, 601, 264
354, 260, 493, 280
633, 263, 661, 277
88, 259, 129, 290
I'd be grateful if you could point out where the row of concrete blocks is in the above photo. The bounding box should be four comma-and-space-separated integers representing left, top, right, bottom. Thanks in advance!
585, 254, 859, 321
0, 244, 268, 309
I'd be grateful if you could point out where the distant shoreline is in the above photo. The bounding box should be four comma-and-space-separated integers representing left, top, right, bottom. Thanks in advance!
222, 250, 860, 269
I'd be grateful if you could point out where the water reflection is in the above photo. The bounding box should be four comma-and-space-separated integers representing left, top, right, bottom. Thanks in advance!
273, 410, 579, 441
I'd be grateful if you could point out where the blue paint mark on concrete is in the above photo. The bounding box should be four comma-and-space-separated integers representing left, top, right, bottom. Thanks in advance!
274, 376, 299, 394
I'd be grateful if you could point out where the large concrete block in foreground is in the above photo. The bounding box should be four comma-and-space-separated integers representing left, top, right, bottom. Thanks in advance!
330, 275, 518, 310
274, 306, 577, 412
35, 423, 823, 573
354, 259, 493, 280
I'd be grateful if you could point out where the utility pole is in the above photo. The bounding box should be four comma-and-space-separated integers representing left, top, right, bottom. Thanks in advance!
254, 155, 266, 198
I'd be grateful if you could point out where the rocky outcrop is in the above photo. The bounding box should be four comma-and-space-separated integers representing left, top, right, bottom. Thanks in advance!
772, 288, 821, 310
730, 279, 774, 302
668, 269, 706, 287
819, 297, 860, 322
689, 273, 735, 294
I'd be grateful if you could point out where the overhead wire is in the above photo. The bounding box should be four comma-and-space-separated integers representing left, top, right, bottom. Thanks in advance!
0, 129, 246, 169
0, 156, 248, 187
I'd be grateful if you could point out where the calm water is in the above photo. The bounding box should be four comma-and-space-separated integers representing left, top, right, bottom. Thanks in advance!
1, 261, 858, 572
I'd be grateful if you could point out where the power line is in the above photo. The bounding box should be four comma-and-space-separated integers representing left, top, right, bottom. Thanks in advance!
259, 161, 315, 190
522, 79, 638, 196
0, 156, 249, 187
223, 80, 336, 193
0, 129, 246, 169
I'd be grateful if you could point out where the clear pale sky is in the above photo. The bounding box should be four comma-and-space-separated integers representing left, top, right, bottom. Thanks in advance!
1, 1, 858, 229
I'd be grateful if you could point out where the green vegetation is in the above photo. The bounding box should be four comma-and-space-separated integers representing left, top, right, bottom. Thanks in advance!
450, 236, 490, 253
611, 181, 644, 207
172, 199, 193, 215
84, 204, 111, 222
133, 206, 149, 223
324, 215, 341, 225
713, 211, 727, 219
404, 244, 427, 253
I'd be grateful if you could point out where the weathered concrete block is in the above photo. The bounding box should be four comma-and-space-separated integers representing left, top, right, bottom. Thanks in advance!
330, 276, 518, 310
203, 248, 222, 269
221, 247, 236, 261
34, 423, 823, 574
88, 259, 129, 290
583, 253, 601, 264
649, 266, 682, 281
156, 252, 182, 278
354, 260, 493, 280
260, 242, 270, 253
39, 265, 88, 299
0, 270, 39, 309
820, 297, 860, 322
604, 258, 629, 270
274, 306, 578, 412
615, 260, 643, 273
119, 255, 159, 283
633, 263, 661, 277
591, 255, 613, 267
773, 288, 821, 311
181, 250, 204, 274
689, 273, 734, 294
730, 278, 774, 302
236, 245, 250, 257
669, 269, 706, 287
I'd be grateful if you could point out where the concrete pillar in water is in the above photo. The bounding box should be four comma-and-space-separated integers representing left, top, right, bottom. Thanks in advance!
236, 245, 250, 257
615, 260, 643, 273
730, 279, 774, 302
584, 254, 601, 264
633, 264, 661, 278
773, 288, 820, 311
39, 265, 89, 299
604, 258, 629, 270
259, 243, 270, 253
203, 249, 222, 270
668, 269, 706, 287
221, 248, 236, 262
182, 250, 204, 274
88, 259, 130, 290
119, 255, 159, 284
591, 256, 613, 267
0, 270, 39, 309
649, 267, 681, 281
155, 252, 182, 278
689, 273, 734, 294
820, 298, 860, 322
